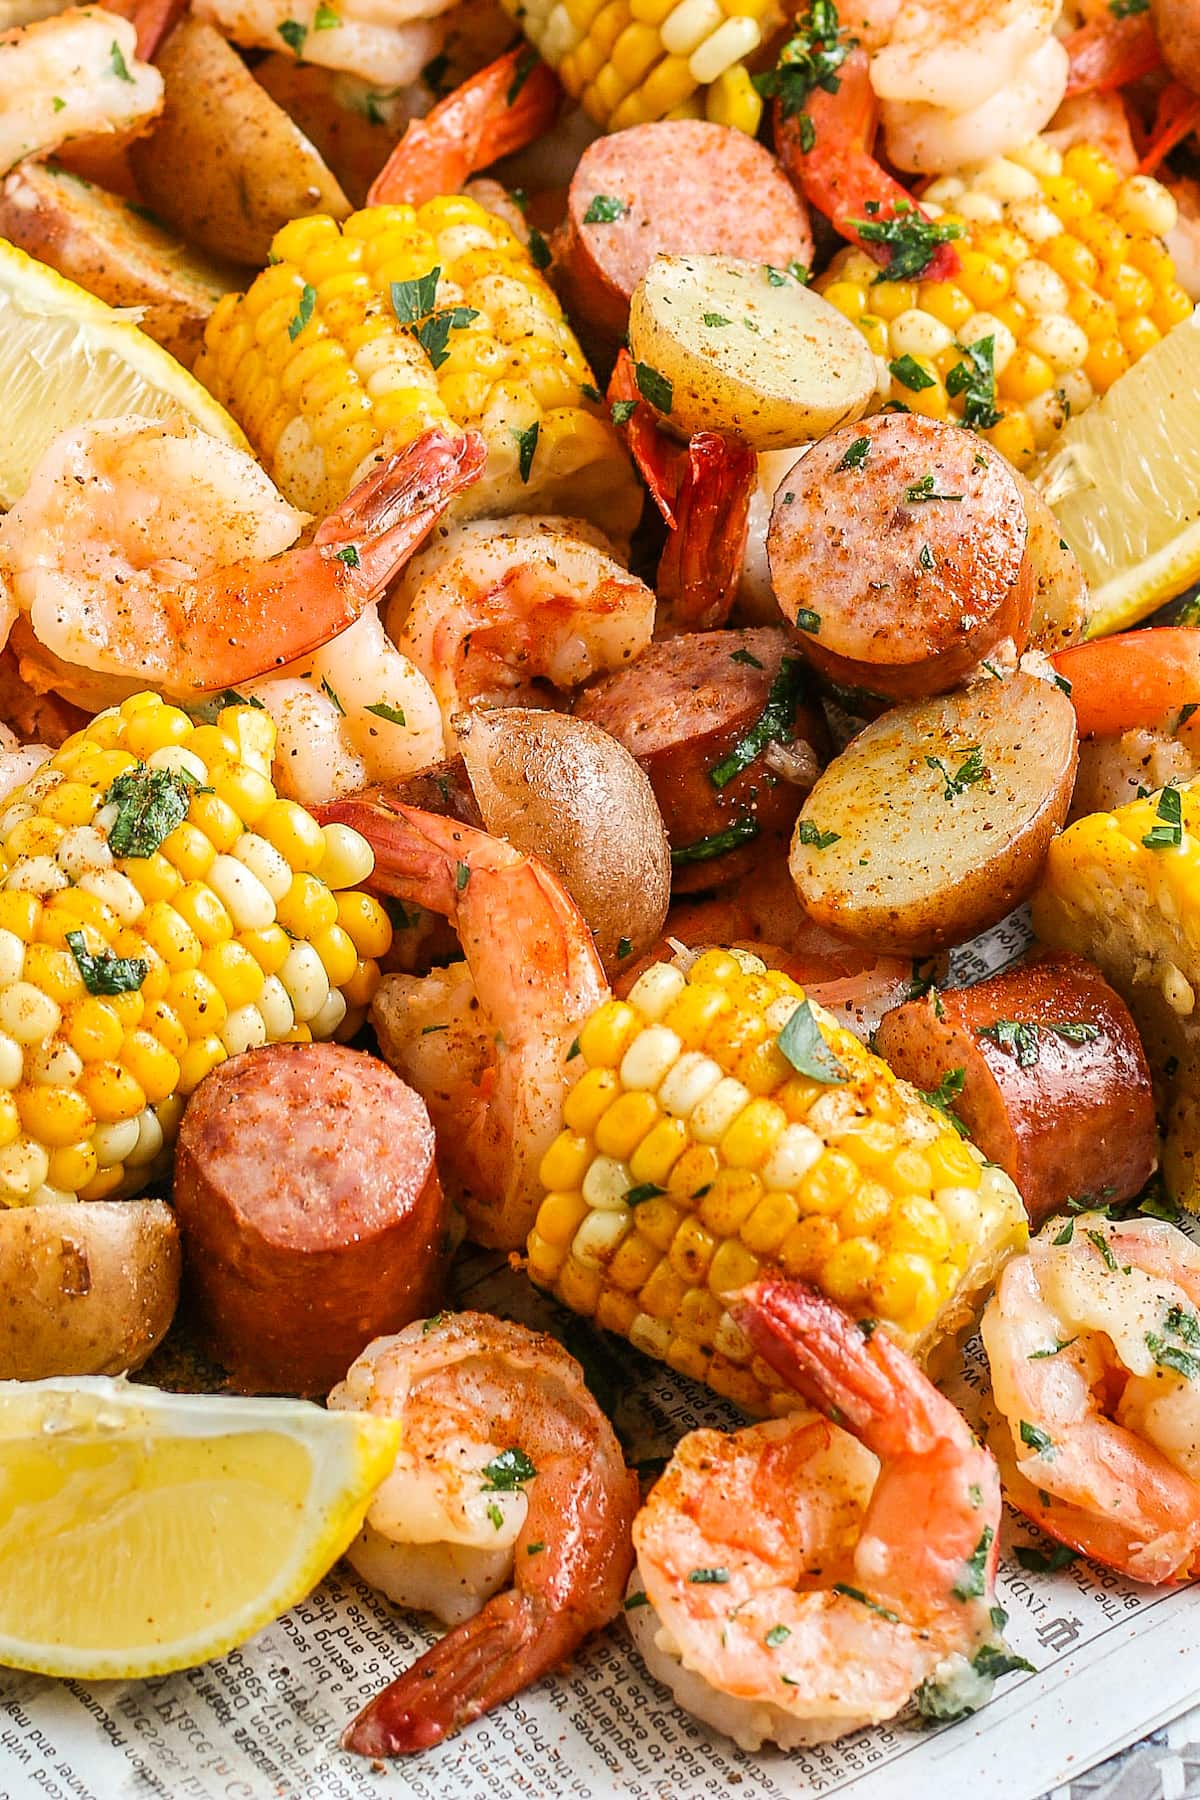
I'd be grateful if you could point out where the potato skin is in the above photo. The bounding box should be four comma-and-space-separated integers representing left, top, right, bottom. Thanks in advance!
0, 1199, 180, 1379
128, 18, 349, 266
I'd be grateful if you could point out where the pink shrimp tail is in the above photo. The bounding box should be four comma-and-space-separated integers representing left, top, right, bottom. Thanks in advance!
368, 47, 561, 207
775, 50, 961, 281
606, 349, 754, 628
106, 0, 184, 58
732, 1275, 957, 1461
315, 797, 470, 916
1139, 81, 1200, 174
316, 426, 486, 588
1064, 14, 1162, 96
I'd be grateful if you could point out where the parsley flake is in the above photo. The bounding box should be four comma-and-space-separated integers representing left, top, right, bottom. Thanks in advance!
835, 435, 870, 472
108, 38, 135, 80
635, 362, 672, 414
688, 1568, 730, 1585
1143, 783, 1183, 849
926, 744, 985, 801
904, 471, 964, 503
848, 204, 964, 281
795, 607, 821, 633
583, 194, 628, 224
670, 816, 760, 865
946, 335, 1002, 431
890, 355, 936, 393
481, 1448, 537, 1491
709, 655, 806, 788
65, 930, 147, 998
106, 766, 195, 858
288, 283, 316, 341
798, 819, 840, 850
1015, 1543, 1077, 1573
365, 701, 407, 726
832, 1584, 900, 1622
513, 420, 539, 483
277, 17, 307, 51
952, 1525, 994, 1601
1019, 1420, 1055, 1456
777, 998, 848, 1085
333, 543, 360, 568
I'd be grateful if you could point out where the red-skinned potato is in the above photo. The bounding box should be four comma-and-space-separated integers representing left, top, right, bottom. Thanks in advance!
0, 1199, 180, 1379
457, 707, 671, 975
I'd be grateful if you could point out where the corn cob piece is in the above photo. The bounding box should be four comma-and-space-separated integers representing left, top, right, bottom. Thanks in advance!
197, 196, 641, 534
528, 948, 1026, 1412
1033, 780, 1200, 1206
0, 692, 393, 1206
815, 139, 1190, 472
506, 0, 781, 132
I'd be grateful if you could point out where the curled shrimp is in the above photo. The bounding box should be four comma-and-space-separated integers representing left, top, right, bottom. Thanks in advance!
330, 1311, 639, 1756
879, 35, 1069, 174
869, 0, 1061, 114
387, 514, 655, 751
367, 45, 560, 207
0, 8, 161, 177
194, 0, 450, 85
316, 798, 609, 1248
0, 417, 484, 705
982, 1212, 1200, 1585
628, 1275, 1010, 1751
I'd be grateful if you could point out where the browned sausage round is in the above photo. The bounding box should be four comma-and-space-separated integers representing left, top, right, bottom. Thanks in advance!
555, 121, 813, 340
173, 1042, 448, 1394
874, 950, 1157, 1227
575, 627, 825, 892
768, 415, 1034, 700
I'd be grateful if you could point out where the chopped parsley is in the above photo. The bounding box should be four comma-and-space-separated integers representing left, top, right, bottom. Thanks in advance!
777, 998, 848, 1085
580, 381, 601, 402
1145, 1333, 1200, 1380
455, 860, 470, 891
795, 607, 821, 634
703, 312, 733, 327
52, 95, 66, 112
918, 543, 935, 573
288, 283, 316, 341
952, 1526, 994, 1601
730, 647, 764, 668
921, 1067, 968, 1135
904, 471, 964, 503
797, 819, 840, 850
946, 336, 1002, 431
108, 38, 135, 80
333, 543, 360, 568
1015, 1543, 1077, 1573
65, 930, 147, 998
835, 435, 871, 472
1143, 783, 1183, 849
765, 1625, 791, 1647
582, 194, 628, 224
610, 399, 637, 425
389, 267, 478, 370
1088, 1228, 1118, 1272
832, 1584, 899, 1622
506, 45, 538, 103
1019, 1420, 1054, 1456
764, 261, 810, 285
751, 0, 854, 156
1109, 0, 1148, 15
480, 1447, 537, 1491
365, 701, 407, 726
320, 676, 344, 716
624, 1590, 651, 1610
977, 1019, 1041, 1068
617, 937, 633, 959
105, 765, 195, 858
526, 1541, 545, 1555
890, 355, 936, 393
1028, 1338, 1077, 1360
1053, 1217, 1075, 1245
625, 1182, 666, 1204
486, 1501, 504, 1530
709, 655, 806, 788
277, 17, 307, 51
528, 227, 551, 270
513, 420, 539, 483
972, 1643, 1036, 1680
926, 744, 986, 800
187, 689, 264, 723
670, 816, 760, 865
847, 203, 964, 281
314, 1, 340, 25
634, 362, 672, 414
688, 1567, 730, 1585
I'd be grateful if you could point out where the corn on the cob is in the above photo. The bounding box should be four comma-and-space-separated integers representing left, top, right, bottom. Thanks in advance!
197, 196, 641, 533
0, 692, 393, 1206
816, 140, 1190, 471
506, 0, 781, 132
528, 948, 1026, 1411
1033, 779, 1200, 1207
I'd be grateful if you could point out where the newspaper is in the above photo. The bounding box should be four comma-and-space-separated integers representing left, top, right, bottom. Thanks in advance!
2, 915, 1197, 1800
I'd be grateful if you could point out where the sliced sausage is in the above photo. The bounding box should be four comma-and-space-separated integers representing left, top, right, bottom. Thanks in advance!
556, 121, 813, 340
575, 626, 826, 892
173, 1042, 447, 1394
874, 950, 1157, 1227
768, 414, 1034, 700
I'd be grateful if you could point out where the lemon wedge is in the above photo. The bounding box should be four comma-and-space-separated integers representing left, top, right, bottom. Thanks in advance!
1037, 308, 1200, 638
0, 238, 248, 509
0, 1377, 400, 1679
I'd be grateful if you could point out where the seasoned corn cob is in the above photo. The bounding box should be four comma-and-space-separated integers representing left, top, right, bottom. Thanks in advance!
0, 692, 393, 1206
1033, 780, 1200, 1207
197, 195, 641, 532
506, 0, 782, 132
816, 139, 1190, 471
528, 948, 1026, 1412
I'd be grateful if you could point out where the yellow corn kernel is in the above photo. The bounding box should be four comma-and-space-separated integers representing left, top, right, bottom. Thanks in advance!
740, 1189, 800, 1256
870, 1251, 939, 1329
639, 1258, 688, 1319
595, 1287, 640, 1338
1075, 213, 1127, 264
0, 892, 40, 941
821, 280, 867, 321
607, 1230, 662, 1292
662, 982, 728, 1049
927, 1132, 981, 1189
6, 817, 64, 860
563, 1066, 620, 1132
40, 781, 101, 829
1127, 236, 1175, 285
629, 1115, 690, 1185
664, 1336, 710, 1383
1042, 171, 1096, 229
889, 1147, 934, 1194
526, 1229, 565, 1284
133, 904, 198, 977
257, 800, 326, 872
78, 1165, 127, 1200
798, 1149, 859, 1217
707, 1236, 759, 1295
161, 821, 216, 882
46, 1139, 97, 1192
884, 1195, 951, 1260
1042, 231, 1099, 290
167, 969, 228, 1037
240, 924, 292, 976
121, 851, 180, 906
537, 1187, 589, 1246
720, 1096, 786, 1170
823, 1236, 882, 1304
778, 1212, 839, 1280
674, 1285, 723, 1345
16, 1084, 93, 1148
21, 944, 83, 1007
1119, 313, 1160, 359
999, 346, 1055, 402
983, 412, 1037, 467
210, 760, 274, 827
696, 1167, 761, 1238
275, 872, 338, 939
172, 882, 233, 948
335, 890, 392, 959
177, 1036, 228, 1095
668, 1215, 717, 1283
1152, 283, 1194, 334
144, 999, 190, 1062
78, 1062, 145, 1123
1061, 144, 1121, 207
200, 940, 265, 1009
898, 371, 948, 421
956, 250, 1009, 311
594, 1089, 659, 1159
578, 1000, 640, 1068
917, 281, 973, 331
871, 280, 919, 321
838, 1179, 893, 1238
341, 957, 379, 1009
1097, 261, 1154, 318
1083, 333, 1129, 394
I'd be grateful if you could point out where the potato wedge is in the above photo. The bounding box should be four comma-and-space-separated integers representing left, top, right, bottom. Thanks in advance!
627, 254, 875, 452
252, 56, 412, 208
790, 671, 1077, 954
457, 708, 671, 975
128, 17, 349, 267
0, 1198, 180, 1379
0, 163, 238, 367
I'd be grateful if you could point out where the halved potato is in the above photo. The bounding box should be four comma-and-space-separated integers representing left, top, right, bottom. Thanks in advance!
627, 254, 876, 452
128, 17, 349, 267
0, 162, 239, 368
790, 671, 1078, 954
0, 1198, 180, 1379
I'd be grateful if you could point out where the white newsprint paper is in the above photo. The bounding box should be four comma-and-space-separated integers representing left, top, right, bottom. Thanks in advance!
1, 914, 1196, 1800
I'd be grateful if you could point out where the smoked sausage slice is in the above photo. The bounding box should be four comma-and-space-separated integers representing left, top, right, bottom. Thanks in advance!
874, 951, 1157, 1226
173, 1042, 447, 1394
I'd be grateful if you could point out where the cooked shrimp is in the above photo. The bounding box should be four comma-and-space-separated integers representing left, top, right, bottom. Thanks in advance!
0, 416, 484, 701
368, 45, 560, 207
628, 1276, 1010, 1752
387, 515, 655, 752
194, 0, 449, 86
880, 35, 1069, 174
981, 1213, 1200, 1584
869, 0, 1060, 113
1044, 91, 1138, 174
330, 1312, 639, 1755
0, 724, 50, 805
246, 606, 445, 807
0, 9, 161, 176
317, 798, 609, 1248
